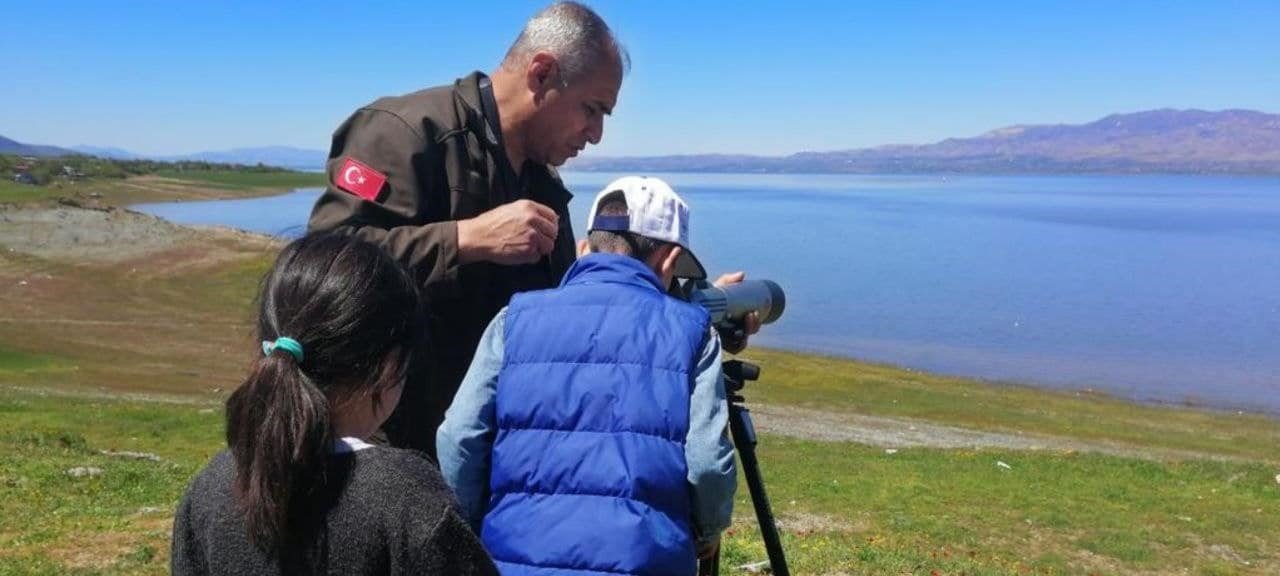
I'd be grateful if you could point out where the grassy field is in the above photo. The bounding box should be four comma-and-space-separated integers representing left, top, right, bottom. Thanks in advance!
0, 181, 1278, 574
1, 381, 1276, 575
0, 389, 220, 576
0, 179, 95, 204
719, 437, 1278, 575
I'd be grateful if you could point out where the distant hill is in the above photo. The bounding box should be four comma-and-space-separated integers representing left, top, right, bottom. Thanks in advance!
0, 135, 78, 157
8, 139, 327, 170
161, 146, 325, 169
570, 109, 1280, 174
73, 145, 325, 169
70, 145, 142, 160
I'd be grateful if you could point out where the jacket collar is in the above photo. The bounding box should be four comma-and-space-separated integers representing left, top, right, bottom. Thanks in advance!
562, 253, 665, 293
454, 71, 574, 208
454, 71, 500, 149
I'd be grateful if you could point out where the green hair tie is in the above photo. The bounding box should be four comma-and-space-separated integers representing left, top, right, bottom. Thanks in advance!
262, 337, 304, 362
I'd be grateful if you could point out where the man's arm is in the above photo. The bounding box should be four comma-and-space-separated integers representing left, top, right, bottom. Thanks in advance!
308, 108, 559, 301
686, 329, 737, 545
436, 308, 506, 532
307, 108, 465, 299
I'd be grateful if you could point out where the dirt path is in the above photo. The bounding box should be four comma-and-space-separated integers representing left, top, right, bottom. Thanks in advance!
750, 403, 1252, 462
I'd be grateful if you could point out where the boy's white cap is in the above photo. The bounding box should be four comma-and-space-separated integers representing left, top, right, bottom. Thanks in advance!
586, 176, 707, 279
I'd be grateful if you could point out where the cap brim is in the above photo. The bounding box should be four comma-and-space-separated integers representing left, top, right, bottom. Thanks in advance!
673, 248, 707, 280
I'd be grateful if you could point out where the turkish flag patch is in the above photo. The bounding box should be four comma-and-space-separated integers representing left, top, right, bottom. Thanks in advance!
334, 157, 387, 201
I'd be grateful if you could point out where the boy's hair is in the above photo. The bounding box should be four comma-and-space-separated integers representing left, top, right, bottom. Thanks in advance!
587, 191, 668, 262
224, 233, 422, 556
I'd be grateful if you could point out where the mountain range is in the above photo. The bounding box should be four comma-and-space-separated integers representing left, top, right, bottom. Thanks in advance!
0, 134, 77, 157
569, 109, 1280, 175
70, 145, 326, 169
4, 109, 1279, 174
0, 137, 326, 170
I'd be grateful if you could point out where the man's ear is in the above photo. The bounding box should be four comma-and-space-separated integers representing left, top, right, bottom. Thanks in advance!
576, 238, 591, 258
526, 52, 561, 97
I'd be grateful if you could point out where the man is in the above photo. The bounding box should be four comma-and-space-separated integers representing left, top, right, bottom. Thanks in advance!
437, 176, 737, 576
306, 2, 627, 456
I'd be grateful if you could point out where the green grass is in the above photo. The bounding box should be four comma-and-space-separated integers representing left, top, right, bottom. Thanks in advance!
0, 348, 67, 374
0, 389, 222, 575
1, 388, 1276, 574
152, 169, 325, 191
0, 180, 67, 204
0, 345, 82, 392
717, 436, 1279, 574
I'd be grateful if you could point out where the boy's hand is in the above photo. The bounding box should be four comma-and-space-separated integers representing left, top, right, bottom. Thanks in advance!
712, 272, 762, 354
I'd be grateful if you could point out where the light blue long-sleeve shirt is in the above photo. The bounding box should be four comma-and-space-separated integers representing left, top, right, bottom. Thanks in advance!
437, 306, 737, 543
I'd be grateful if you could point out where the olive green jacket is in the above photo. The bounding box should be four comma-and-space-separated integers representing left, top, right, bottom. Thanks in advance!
307, 72, 577, 456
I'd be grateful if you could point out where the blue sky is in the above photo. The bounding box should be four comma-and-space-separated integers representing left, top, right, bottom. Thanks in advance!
2, 1, 1276, 157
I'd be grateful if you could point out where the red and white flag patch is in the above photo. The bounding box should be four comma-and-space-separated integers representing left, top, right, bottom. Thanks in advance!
334, 157, 386, 201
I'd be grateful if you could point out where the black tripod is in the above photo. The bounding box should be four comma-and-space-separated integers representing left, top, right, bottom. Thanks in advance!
700, 359, 790, 576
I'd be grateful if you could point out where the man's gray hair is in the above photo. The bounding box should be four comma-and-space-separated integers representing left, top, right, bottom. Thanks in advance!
502, 1, 630, 84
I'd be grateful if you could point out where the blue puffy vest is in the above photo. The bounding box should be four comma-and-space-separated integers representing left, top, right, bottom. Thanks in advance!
483, 253, 711, 575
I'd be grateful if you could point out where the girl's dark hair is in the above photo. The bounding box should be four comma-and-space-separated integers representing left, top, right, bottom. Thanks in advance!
224, 233, 421, 553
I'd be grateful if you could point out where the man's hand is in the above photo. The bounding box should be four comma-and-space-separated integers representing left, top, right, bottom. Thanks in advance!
457, 200, 559, 265
713, 271, 762, 354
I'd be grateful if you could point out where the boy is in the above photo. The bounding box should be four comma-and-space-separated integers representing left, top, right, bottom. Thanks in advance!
437, 176, 736, 575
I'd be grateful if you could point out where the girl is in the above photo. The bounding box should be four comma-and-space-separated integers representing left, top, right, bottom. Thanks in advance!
172, 234, 495, 575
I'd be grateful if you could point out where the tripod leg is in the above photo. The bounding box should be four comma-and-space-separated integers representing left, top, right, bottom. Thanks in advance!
729, 404, 791, 576
698, 550, 719, 576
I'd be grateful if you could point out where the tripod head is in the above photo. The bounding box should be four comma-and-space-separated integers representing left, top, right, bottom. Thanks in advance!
722, 359, 759, 398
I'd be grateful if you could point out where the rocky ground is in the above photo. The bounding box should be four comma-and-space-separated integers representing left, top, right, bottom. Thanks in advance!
0, 198, 280, 263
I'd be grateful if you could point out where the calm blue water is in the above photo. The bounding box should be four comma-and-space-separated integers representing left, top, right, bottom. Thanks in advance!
132, 173, 1280, 414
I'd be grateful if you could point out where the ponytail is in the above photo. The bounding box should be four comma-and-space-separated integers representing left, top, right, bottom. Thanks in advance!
225, 349, 330, 550
222, 233, 423, 556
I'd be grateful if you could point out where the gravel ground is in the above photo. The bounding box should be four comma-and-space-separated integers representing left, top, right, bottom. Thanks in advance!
0, 202, 197, 262
749, 403, 1248, 462
0, 201, 279, 263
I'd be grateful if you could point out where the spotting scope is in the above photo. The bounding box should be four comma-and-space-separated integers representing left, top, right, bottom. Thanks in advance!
687, 279, 786, 327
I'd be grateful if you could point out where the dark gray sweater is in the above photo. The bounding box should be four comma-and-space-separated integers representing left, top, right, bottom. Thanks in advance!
171, 447, 497, 576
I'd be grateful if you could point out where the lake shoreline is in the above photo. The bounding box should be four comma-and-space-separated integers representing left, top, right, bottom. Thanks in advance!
124, 173, 1280, 417
2, 172, 1273, 419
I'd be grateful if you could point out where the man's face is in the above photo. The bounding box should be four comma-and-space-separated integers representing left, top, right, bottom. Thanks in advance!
526, 59, 622, 166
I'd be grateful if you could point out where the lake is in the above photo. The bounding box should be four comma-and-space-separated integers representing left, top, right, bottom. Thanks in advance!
132, 172, 1280, 414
